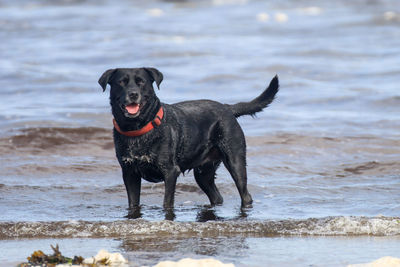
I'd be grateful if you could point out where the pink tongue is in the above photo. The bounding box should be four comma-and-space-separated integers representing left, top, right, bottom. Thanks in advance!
126, 103, 140, 114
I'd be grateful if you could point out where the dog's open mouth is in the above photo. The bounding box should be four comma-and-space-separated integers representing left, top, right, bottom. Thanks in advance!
125, 103, 140, 115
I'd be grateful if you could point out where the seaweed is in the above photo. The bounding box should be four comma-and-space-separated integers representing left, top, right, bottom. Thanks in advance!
19, 244, 84, 267
18, 245, 127, 266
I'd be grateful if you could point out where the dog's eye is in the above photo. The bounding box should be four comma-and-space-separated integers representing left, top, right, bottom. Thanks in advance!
119, 77, 129, 86
135, 77, 145, 85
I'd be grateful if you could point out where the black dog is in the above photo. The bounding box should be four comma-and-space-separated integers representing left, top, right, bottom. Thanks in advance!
99, 67, 279, 212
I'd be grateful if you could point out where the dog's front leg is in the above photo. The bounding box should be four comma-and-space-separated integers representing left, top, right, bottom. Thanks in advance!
163, 166, 181, 209
122, 167, 141, 209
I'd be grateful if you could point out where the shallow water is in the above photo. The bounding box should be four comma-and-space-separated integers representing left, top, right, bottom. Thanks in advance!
1, 236, 400, 267
1, 0, 400, 266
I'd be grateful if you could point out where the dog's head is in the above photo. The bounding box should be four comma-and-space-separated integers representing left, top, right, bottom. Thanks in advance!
99, 67, 163, 119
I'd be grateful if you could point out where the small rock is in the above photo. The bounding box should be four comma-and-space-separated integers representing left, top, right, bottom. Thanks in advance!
153, 258, 235, 267
347, 256, 400, 267
83, 249, 128, 266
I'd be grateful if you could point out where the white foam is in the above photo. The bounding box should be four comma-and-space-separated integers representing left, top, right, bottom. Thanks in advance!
275, 12, 289, 23
256, 13, 270, 23
383, 11, 397, 21
2, 216, 400, 239
146, 8, 164, 17
172, 36, 185, 44
298, 7, 323, 16
212, 0, 248, 6
292, 216, 400, 236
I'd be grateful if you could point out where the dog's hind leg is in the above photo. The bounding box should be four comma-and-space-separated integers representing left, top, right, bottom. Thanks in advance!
222, 152, 253, 208
218, 124, 253, 208
194, 162, 223, 206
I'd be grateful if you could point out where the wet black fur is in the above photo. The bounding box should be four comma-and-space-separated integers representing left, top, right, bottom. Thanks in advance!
99, 67, 279, 213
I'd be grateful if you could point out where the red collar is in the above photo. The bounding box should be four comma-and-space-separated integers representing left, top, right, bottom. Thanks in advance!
113, 107, 164, 137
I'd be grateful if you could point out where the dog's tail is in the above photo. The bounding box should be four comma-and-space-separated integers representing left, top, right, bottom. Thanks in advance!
228, 75, 279, 118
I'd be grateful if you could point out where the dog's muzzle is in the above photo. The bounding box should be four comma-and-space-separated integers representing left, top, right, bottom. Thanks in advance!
120, 91, 142, 116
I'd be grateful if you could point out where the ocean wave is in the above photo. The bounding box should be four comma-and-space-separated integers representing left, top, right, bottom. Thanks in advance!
1, 216, 399, 239
5, 127, 112, 150
0, 183, 200, 193
2, 126, 399, 156
0, 127, 115, 163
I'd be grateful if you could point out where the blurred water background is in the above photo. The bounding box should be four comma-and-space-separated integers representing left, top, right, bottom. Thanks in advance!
0, 0, 400, 266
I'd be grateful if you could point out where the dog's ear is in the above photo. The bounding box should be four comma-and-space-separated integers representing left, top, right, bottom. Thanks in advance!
144, 67, 163, 89
98, 69, 116, 92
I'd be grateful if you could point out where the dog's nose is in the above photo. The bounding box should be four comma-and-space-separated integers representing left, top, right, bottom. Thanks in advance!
128, 92, 139, 101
